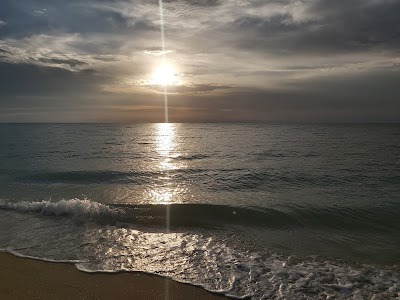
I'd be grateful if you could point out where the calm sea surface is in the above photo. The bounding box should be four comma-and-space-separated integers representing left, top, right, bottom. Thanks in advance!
0, 124, 399, 299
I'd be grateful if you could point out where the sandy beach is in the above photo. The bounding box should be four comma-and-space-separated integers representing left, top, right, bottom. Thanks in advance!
0, 252, 228, 300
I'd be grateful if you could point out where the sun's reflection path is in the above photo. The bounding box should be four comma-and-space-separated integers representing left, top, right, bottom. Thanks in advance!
152, 124, 190, 208
155, 123, 177, 234
152, 123, 190, 234
157, 123, 175, 169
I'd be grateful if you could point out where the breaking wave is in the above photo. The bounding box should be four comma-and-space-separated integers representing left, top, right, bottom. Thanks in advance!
0, 199, 122, 221
0, 199, 399, 232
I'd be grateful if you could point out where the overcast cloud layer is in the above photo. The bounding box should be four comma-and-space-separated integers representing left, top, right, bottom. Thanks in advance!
0, 0, 399, 122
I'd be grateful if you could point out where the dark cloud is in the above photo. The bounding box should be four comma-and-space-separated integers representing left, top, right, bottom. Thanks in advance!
230, 0, 400, 55
0, 48, 10, 54
151, 84, 232, 93
37, 57, 88, 68
164, 0, 220, 6
0, 62, 107, 97
0, 0, 158, 39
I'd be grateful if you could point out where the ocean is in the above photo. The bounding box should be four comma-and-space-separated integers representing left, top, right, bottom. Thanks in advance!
0, 123, 399, 299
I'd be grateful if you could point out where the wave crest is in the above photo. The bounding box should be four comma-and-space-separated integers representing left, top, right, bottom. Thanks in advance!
0, 198, 122, 220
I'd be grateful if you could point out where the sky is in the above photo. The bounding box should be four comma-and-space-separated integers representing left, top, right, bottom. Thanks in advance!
0, 0, 399, 123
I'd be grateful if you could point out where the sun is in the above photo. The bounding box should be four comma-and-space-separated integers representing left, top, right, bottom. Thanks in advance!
151, 63, 178, 86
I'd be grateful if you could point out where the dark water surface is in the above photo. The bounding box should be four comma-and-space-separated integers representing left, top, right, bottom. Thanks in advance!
0, 124, 399, 299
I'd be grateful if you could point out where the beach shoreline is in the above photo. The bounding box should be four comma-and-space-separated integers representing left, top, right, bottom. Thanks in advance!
0, 252, 228, 300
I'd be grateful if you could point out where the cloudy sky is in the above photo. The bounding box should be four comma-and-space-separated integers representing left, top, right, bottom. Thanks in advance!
0, 0, 399, 122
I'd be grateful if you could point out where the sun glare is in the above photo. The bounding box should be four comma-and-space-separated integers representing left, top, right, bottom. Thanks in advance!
151, 63, 178, 86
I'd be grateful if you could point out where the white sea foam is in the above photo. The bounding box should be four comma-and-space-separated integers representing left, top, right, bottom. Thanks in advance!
71, 228, 400, 299
0, 198, 122, 220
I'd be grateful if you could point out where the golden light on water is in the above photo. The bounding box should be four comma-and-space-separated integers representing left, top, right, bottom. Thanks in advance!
151, 123, 184, 205
156, 122, 175, 165
149, 188, 173, 203
155, 123, 176, 238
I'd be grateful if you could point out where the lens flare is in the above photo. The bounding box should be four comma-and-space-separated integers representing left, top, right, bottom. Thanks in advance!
158, 0, 169, 124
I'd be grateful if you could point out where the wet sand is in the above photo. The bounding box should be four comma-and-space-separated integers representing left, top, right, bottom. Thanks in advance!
0, 252, 228, 300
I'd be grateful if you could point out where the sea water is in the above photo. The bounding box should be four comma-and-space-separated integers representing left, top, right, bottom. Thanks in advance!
0, 123, 399, 299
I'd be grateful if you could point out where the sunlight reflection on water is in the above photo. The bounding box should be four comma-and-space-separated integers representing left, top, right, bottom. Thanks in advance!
151, 123, 187, 205
156, 123, 176, 170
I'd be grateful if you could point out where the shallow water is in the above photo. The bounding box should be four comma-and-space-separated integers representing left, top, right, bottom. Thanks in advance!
0, 123, 399, 299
